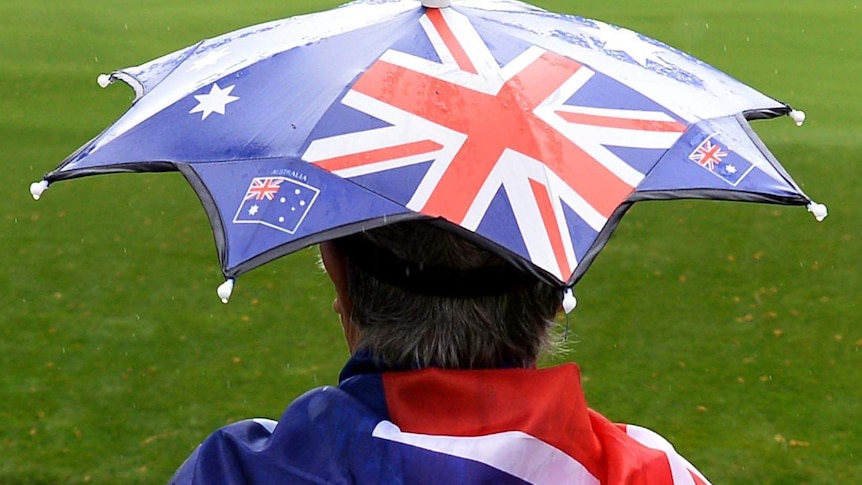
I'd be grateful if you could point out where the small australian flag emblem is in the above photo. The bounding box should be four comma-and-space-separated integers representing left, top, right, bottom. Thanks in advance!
233, 177, 320, 234
688, 135, 755, 186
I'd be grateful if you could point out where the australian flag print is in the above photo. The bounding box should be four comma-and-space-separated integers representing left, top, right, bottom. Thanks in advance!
38, 0, 818, 289
233, 176, 319, 234
687, 135, 753, 186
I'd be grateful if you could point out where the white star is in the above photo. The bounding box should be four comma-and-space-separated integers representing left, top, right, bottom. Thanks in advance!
248, 204, 259, 216
187, 47, 230, 72
189, 83, 239, 120
593, 22, 668, 67
725, 164, 737, 174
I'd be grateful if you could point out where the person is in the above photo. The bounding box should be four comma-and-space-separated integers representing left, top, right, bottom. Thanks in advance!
169, 221, 710, 484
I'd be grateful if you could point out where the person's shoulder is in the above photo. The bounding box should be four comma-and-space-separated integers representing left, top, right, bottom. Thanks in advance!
168, 386, 351, 485
198, 386, 342, 444
167, 416, 285, 485
209, 417, 279, 445
588, 410, 711, 484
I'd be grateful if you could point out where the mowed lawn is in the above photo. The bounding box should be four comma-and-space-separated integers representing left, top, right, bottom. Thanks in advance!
1, 1, 859, 484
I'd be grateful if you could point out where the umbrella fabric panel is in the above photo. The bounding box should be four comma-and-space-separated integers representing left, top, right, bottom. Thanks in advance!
48, 8, 426, 179
458, 1, 787, 121
185, 158, 414, 277
635, 115, 809, 204
74, 1, 422, 152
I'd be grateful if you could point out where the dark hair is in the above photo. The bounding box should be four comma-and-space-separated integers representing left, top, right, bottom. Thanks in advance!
334, 221, 561, 369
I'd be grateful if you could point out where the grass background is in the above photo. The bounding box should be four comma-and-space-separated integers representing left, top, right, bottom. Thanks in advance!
2, 0, 859, 483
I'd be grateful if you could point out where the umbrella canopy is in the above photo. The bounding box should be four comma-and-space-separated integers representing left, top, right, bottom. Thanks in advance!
31, 0, 826, 303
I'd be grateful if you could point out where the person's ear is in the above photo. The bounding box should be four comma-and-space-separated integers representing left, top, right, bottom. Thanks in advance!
319, 242, 359, 350
320, 241, 353, 314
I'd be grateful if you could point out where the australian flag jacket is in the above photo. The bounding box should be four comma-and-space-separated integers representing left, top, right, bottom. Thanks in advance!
169, 353, 710, 484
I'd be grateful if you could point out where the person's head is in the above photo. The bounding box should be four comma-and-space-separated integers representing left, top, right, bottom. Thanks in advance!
319, 220, 561, 369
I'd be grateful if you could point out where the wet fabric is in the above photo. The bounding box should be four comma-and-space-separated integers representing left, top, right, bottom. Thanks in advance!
169, 354, 709, 484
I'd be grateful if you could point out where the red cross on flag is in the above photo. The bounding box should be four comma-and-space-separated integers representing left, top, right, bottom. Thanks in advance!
303, 8, 687, 282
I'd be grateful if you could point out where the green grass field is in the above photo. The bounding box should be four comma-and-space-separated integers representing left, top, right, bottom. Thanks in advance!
2, 1, 859, 483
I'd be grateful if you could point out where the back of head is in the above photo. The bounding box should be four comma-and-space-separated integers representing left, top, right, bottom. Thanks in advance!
334, 221, 561, 369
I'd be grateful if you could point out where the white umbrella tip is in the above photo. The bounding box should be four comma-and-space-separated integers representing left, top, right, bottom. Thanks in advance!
562, 287, 577, 314
790, 109, 806, 127
30, 180, 49, 200
421, 0, 451, 7
217, 279, 235, 304
807, 201, 828, 222
97, 74, 112, 88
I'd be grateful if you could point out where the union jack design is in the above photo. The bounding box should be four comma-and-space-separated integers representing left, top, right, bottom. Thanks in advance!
245, 177, 283, 201
688, 138, 727, 171
302, 8, 688, 281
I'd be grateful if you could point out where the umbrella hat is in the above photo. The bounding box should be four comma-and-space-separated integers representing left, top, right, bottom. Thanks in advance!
31, 0, 826, 303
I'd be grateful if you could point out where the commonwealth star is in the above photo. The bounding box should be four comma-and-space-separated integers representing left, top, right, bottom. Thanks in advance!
189, 83, 239, 120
